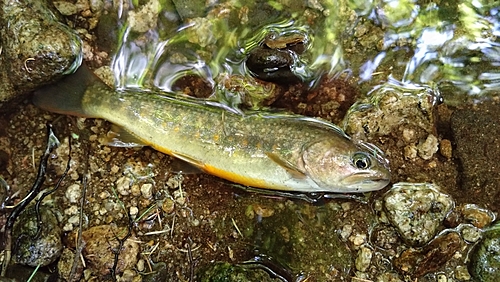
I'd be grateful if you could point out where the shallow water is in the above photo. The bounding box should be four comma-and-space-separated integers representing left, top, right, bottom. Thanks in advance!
109, 0, 500, 106
2, 0, 500, 281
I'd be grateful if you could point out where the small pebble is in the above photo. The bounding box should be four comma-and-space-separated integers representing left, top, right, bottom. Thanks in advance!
131, 184, 141, 197
111, 165, 120, 173
136, 259, 145, 272
129, 206, 139, 218
252, 204, 274, 217
141, 183, 153, 199
403, 145, 417, 159
461, 225, 482, 243
402, 128, 416, 142
355, 246, 373, 272
116, 176, 130, 196
64, 205, 79, 215
340, 225, 353, 241
436, 273, 447, 282
99, 207, 107, 215
162, 198, 175, 214
63, 223, 73, 232
417, 134, 439, 160
350, 234, 366, 246
53, 1, 78, 15
65, 183, 81, 203
98, 191, 109, 199
439, 139, 453, 159
455, 265, 471, 280
341, 202, 351, 212
461, 204, 495, 228
120, 269, 137, 281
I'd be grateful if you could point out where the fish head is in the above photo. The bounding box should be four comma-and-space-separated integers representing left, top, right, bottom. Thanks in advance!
302, 138, 391, 193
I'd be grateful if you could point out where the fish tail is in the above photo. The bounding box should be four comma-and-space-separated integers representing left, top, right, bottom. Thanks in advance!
32, 64, 106, 117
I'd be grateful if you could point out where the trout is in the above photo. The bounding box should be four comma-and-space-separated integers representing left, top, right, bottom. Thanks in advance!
33, 65, 390, 193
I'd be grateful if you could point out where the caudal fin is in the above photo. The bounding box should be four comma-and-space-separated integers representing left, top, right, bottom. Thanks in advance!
32, 64, 107, 117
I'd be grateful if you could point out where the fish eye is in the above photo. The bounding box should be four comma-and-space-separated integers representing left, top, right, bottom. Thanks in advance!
352, 152, 371, 169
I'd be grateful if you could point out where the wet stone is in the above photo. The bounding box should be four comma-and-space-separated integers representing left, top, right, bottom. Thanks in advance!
394, 232, 462, 278
458, 204, 495, 229
12, 205, 63, 267
65, 183, 81, 203
468, 221, 500, 281
443, 203, 495, 231
140, 183, 153, 199
246, 47, 298, 83
57, 248, 84, 282
355, 246, 373, 272
451, 102, 500, 213
416, 134, 439, 160
198, 262, 282, 282
460, 224, 482, 243
66, 224, 139, 276
439, 139, 453, 159
344, 82, 438, 143
0, 0, 82, 110
383, 182, 454, 246
370, 225, 402, 255
455, 265, 472, 281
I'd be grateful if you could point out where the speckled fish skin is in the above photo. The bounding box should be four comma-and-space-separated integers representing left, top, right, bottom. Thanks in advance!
34, 65, 391, 193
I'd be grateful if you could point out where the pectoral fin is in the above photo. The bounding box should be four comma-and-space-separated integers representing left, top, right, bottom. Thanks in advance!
265, 152, 307, 179
106, 125, 147, 147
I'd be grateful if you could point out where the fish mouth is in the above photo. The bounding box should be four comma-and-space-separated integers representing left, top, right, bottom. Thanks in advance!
341, 173, 391, 192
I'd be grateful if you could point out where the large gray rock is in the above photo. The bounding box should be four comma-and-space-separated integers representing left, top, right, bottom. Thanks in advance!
13, 205, 63, 267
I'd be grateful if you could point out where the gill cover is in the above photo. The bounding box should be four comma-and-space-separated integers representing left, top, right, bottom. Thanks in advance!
301, 138, 354, 189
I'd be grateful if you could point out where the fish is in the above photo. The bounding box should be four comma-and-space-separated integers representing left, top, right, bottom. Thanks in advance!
33, 64, 391, 193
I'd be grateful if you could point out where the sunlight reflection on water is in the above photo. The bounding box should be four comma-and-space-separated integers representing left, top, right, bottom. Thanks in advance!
107, 0, 500, 105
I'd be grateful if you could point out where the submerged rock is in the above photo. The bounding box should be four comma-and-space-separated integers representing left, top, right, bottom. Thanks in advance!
57, 248, 84, 282
469, 221, 500, 281
66, 224, 139, 277
12, 205, 63, 267
444, 204, 495, 230
0, 0, 82, 111
383, 182, 454, 246
198, 262, 282, 282
344, 80, 440, 160
394, 231, 462, 278
451, 101, 500, 213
